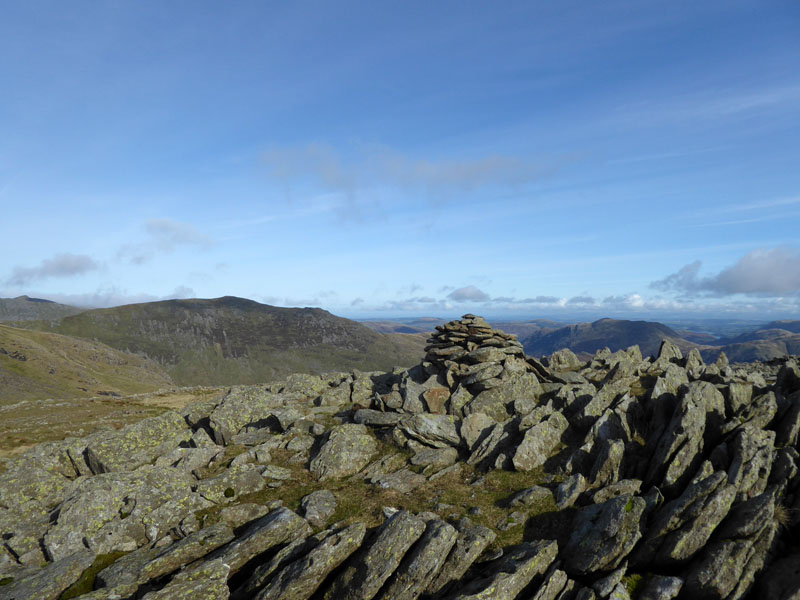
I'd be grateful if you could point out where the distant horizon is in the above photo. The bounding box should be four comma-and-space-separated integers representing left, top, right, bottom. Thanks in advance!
4, 292, 791, 326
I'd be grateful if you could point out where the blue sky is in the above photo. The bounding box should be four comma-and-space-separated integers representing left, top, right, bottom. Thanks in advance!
1, 1, 799, 320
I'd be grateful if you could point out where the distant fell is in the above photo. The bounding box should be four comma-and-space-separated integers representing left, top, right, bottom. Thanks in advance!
0, 295, 84, 322
22, 296, 426, 386
520, 317, 690, 358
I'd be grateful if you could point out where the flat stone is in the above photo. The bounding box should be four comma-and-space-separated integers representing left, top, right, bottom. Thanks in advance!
322, 510, 426, 600
255, 522, 366, 600
0, 549, 94, 600
310, 424, 378, 481
300, 490, 337, 529
448, 540, 558, 600
399, 414, 461, 448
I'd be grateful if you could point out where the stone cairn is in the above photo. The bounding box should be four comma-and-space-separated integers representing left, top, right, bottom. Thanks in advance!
423, 314, 545, 393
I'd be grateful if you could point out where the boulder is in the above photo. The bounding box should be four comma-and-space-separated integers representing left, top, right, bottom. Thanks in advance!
85, 412, 192, 474
0, 549, 94, 600
447, 540, 558, 600
425, 518, 496, 597
300, 490, 337, 529
512, 412, 568, 472
564, 495, 645, 575
322, 510, 426, 600
310, 424, 378, 481
255, 522, 366, 600
398, 414, 461, 448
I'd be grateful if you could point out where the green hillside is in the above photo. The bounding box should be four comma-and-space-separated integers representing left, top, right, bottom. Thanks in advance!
22, 297, 427, 386
0, 323, 172, 404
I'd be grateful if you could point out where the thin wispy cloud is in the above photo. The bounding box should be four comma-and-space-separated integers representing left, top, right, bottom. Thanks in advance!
447, 286, 491, 302
118, 218, 213, 265
5, 253, 100, 286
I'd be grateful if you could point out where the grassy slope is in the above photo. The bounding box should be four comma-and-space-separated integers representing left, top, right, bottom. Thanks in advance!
0, 324, 173, 404
22, 297, 427, 386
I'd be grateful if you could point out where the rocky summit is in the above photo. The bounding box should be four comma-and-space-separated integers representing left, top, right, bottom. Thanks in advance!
1, 315, 800, 600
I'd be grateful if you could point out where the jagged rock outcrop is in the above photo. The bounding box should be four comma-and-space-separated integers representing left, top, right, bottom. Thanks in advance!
1, 314, 799, 600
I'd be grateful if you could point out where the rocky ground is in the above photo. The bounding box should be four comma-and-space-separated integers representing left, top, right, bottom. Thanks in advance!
1, 315, 799, 600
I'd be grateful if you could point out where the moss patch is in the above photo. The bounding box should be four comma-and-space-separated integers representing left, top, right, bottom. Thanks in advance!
59, 552, 128, 599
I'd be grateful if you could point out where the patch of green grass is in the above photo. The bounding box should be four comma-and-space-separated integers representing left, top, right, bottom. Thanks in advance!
59, 552, 128, 599
623, 573, 645, 596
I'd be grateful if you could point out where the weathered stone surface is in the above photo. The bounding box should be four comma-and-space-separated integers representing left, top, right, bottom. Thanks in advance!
410, 446, 458, 470
300, 490, 337, 529
556, 473, 586, 509
588, 438, 625, 488
353, 409, 403, 427
512, 412, 568, 472
208, 386, 289, 445
139, 557, 230, 600
97, 523, 233, 590
372, 469, 427, 493
323, 510, 426, 600
255, 522, 366, 600
398, 414, 461, 448
310, 424, 377, 481
447, 540, 558, 600
85, 411, 192, 474
465, 374, 540, 422
646, 381, 725, 495
564, 495, 645, 575
727, 425, 775, 500
637, 469, 735, 567
373, 519, 457, 600
200, 507, 312, 575
508, 485, 554, 508
218, 503, 270, 529
460, 412, 495, 452
196, 463, 266, 504
44, 466, 203, 561
425, 518, 496, 597
0, 550, 94, 600
637, 576, 683, 600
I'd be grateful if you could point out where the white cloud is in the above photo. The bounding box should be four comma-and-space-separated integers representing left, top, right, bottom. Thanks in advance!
447, 286, 491, 302
651, 246, 800, 296
119, 218, 213, 265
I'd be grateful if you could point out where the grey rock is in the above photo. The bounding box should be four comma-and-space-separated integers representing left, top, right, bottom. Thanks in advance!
564, 495, 645, 575
43, 466, 203, 561
201, 507, 312, 576
353, 409, 403, 427
398, 414, 461, 448
300, 490, 337, 529
208, 386, 289, 445
460, 412, 496, 452
555, 473, 586, 509
512, 412, 568, 471
592, 479, 642, 504
588, 439, 625, 488
776, 390, 800, 448
592, 564, 626, 596
196, 463, 266, 504
310, 424, 377, 481
255, 522, 366, 600
528, 566, 570, 600
508, 485, 554, 508
646, 381, 725, 495
425, 518, 496, 597
218, 503, 270, 529
85, 411, 192, 474
97, 523, 233, 590
322, 510, 426, 600
547, 348, 583, 371
372, 469, 427, 493
139, 558, 230, 600
0, 549, 94, 600
727, 425, 775, 500
465, 373, 540, 423
447, 540, 558, 600
637, 576, 683, 600
637, 469, 735, 567
411, 447, 458, 470
375, 519, 457, 600
467, 422, 513, 469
